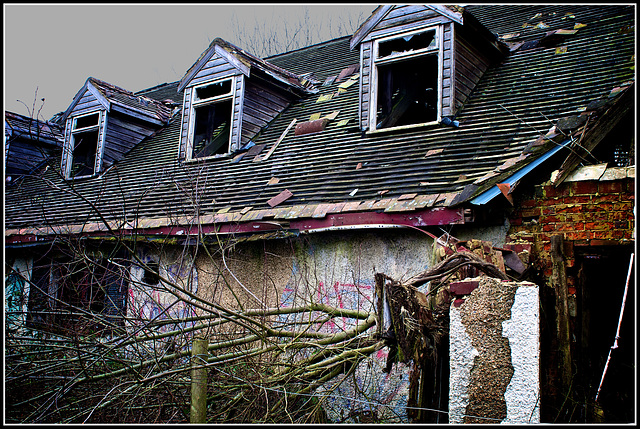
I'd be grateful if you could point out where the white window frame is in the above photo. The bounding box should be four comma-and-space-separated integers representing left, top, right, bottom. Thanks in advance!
368, 25, 443, 132
66, 110, 104, 179
186, 76, 236, 161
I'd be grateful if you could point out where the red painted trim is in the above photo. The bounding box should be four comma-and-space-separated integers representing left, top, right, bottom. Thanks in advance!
5, 207, 465, 244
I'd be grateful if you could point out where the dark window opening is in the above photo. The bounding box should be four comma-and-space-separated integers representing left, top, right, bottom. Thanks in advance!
590, 110, 634, 168
26, 254, 129, 335
142, 261, 160, 285
74, 112, 100, 129
195, 80, 232, 101
378, 30, 436, 59
376, 54, 438, 129
71, 129, 99, 177
192, 98, 232, 158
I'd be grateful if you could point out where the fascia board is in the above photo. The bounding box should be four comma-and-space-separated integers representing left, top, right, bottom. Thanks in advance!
86, 81, 112, 112
426, 5, 464, 25
350, 5, 393, 50
214, 45, 251, 77
177, 46, 217, 93
178, 44, 250, 93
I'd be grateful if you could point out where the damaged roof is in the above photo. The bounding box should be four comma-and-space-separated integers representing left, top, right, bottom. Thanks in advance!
61, 77, 175, 125
4, 5, 635, 237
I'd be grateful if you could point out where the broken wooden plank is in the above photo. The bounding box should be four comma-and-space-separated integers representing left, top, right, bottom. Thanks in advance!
257, 118, 297, 162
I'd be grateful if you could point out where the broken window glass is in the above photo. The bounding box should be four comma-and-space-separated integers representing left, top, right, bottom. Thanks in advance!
372, 27, 441, 131
376, 54, 439, 129
378, 29, 436, 59
190, 79, 234, 159
194, 80, 232, 101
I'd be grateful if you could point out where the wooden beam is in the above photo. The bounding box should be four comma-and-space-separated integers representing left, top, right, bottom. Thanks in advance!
551, 234, 572, 394
553, 83, 634, 186
256, 118, 296, 161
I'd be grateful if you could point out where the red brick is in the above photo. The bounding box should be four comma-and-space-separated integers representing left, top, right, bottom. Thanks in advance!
542, 224, 556, 232
555, 204, 582, 214
541, 215, 564, 223
591, 194, 620, 203
626, 180, 635, 193
521, 207, 541, 217
564, 213, 585, 222
590, 239, 619, 246
544, 185, 571, 198
584, 203, 614, 212
613, 202, 633, 211
599, 181, 623, 194
585, 221, 608, 231
542, 207, 556, 215
563, 195, 591, 204
610, 211, 632, 221
509, 217, 523, 226
572, 181, 599, 195
591, 230, 615, 240
589, 211, 610, 221
558, 222, 584, 231
566, 231, 590, 241
520, 199, 538, 208
614, 220, 629, 230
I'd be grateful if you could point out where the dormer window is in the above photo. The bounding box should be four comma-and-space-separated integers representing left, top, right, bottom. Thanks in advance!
187, 77, 235, 159
370, 26, 442, 131
66, 111, 103, 178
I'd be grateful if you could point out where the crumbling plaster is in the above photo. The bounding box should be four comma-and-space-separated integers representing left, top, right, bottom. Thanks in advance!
449, 277, 540, 424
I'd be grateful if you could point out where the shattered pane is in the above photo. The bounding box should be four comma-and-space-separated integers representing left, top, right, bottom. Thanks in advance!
378, 29, 436, 59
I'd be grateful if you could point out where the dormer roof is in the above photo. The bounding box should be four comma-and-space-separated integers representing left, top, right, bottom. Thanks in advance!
177, 37, 317, 94
61, 77, 173, 125
350, 5, 464, 49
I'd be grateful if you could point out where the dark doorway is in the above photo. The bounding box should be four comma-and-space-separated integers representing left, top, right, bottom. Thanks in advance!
575, 244, 635, 423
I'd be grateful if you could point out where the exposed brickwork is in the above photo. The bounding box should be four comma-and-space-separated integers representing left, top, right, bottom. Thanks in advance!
507, 178, 635, 287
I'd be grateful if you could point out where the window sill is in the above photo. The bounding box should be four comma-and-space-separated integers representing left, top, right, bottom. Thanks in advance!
365, 120, 441, 135
184, 153, 231, 163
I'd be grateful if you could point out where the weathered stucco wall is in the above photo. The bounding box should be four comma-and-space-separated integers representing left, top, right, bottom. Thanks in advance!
195, 228, 438, 422
449, 277, 540, 424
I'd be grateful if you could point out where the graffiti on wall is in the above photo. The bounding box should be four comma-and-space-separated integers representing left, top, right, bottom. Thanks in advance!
4, 259, 31, 333
280, 277, 410, 422
127, 250, 198, 338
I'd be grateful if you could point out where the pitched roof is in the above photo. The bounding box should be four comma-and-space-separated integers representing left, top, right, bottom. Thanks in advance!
5, 111, 63, 146
4, 5, 635, 238
61, 77, 174, 125
178, 37, 317, 94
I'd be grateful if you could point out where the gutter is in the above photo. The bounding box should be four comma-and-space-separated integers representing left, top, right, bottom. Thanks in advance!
470, 139, 571, 205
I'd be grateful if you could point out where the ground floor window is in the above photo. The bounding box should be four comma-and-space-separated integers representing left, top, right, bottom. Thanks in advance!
26, 249, 129, 335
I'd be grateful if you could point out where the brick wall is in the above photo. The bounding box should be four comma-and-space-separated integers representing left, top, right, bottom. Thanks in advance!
506, 178, 634, 287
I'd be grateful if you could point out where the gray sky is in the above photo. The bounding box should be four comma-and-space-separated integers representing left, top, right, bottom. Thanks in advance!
4, 3, 376, 121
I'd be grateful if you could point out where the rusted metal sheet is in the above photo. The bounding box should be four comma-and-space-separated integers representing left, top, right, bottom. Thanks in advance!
291, 207, 465, 231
